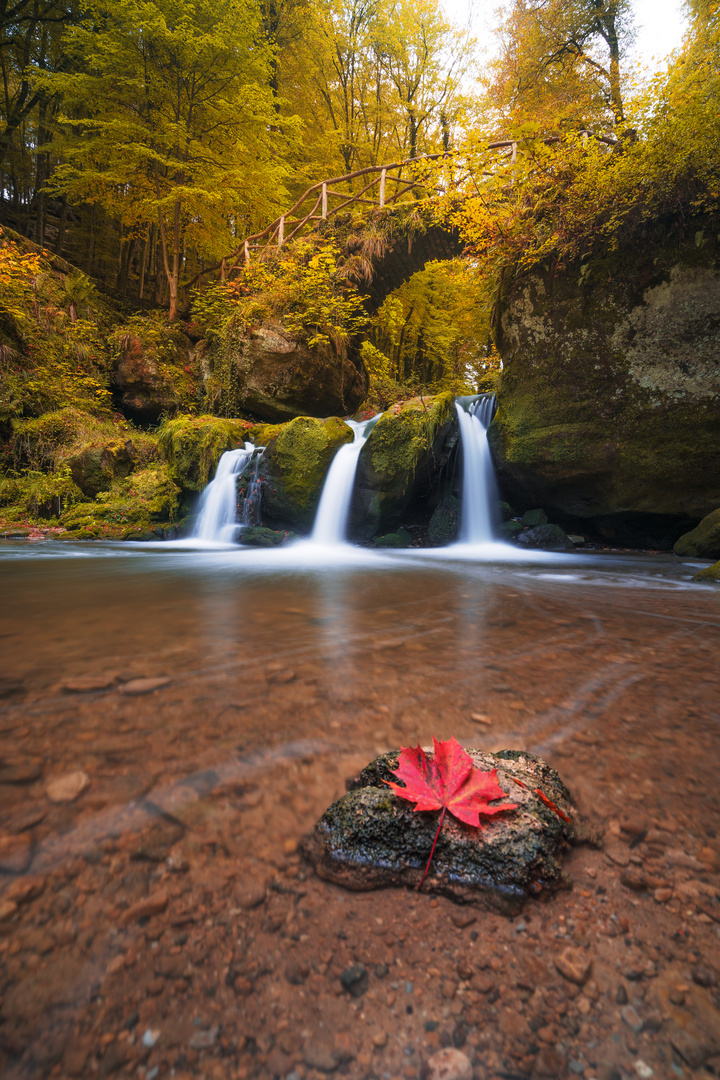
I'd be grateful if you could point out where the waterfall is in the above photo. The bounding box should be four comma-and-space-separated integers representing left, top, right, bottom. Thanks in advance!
455, 395, 500, 544
193, 443, 255, 543
311, 415, 380, 545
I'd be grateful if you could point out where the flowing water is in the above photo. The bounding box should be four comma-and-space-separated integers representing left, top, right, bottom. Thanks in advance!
455, 395, 500, 545
310, 415, 379, 545
0, 541, 719, 1078
192, 444, 255, 543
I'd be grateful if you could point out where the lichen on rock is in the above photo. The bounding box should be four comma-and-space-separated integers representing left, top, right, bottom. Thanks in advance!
302, 747, 578, 914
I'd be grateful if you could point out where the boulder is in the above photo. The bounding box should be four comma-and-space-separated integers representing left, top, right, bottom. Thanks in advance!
372, 529, 412, 548
214, 320, 368, 423
499, 520, 523, 539
515, 523, 575, 551
427, 495, 460, 546
522, 508, 548, 527
111, 330, 193, 424
257, 416, 354, 532
692, 560, 720, 583
302, 748, 577, 914
491, 224, 720, 548
66, 439, 137, 497
239, 526, 298, 547
674, 508, 720, 559
349, 393, 457, 541
158, 414, 252, 493
60, 466, 180, 540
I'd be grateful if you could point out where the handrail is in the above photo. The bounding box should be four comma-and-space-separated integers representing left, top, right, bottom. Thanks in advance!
182, 131, 617, 296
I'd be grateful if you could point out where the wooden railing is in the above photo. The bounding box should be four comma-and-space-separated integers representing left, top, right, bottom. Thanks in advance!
183, 131, 617, 294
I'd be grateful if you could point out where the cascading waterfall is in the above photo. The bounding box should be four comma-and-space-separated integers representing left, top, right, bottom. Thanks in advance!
455, 395, 500, 544
310, 415, 380, 545
193, 443, 255, 543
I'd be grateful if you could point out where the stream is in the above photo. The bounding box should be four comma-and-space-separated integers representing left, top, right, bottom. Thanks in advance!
1, 541, 719, 1079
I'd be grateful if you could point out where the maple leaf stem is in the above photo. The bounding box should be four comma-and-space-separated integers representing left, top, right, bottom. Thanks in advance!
417, 805, 446, 892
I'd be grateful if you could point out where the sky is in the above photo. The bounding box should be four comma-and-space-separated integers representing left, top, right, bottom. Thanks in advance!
443, 0, 689, 72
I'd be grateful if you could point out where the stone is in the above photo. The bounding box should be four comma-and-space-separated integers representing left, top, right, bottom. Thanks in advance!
120, 888, 168, 924
61, 676, 116, 693
427, 496, 460, 546
0, 759, 42, 783
693, 559, 720, 583
491, 233, 720, 548
302, 748, 577, 914
674, 507, 720, 559
112, 330, 191, 423
533, 1047, 566, 1077
235, 880, 266, 910
0, 900, 18, 921
424, 1047, 472, 1080
285, 961, 309, 985
118, 677, 171, 695
189, 1026, 218, 1050
46, 770, 90, 804
339, 963, 368, 997
522, 508, 548, 527
691, 965, 717, 988
515, 524, 575, 551
303, 1043, 341, 1072
622, 1005, 643, 1033
255, 415, 354, 532
349, 394, 458, 541
239, 526, 296, 547
554, 947, 592, 986
620, 868, 648, 892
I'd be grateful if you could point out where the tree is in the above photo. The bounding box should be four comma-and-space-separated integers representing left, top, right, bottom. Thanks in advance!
41, 0, 299, 318
486, 0, 635, 132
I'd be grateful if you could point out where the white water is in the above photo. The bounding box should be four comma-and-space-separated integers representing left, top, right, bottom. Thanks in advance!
193, 443, 254, 543
310, 416, 379, 545
455, 395, 500, 544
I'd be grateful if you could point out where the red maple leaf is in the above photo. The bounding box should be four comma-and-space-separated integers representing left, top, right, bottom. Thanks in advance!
386, 737, 518, 890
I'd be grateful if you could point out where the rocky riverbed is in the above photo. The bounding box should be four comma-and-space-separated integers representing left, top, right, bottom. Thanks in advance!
0, 545, 718, 1080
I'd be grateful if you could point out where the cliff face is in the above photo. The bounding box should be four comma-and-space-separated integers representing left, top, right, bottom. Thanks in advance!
490, 221, 720, 547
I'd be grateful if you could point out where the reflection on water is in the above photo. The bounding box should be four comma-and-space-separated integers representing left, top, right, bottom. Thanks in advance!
0, 542, 719, 1079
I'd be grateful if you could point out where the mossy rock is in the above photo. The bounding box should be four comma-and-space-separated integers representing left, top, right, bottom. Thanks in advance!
492, 221, 720, 548
515, 523, 575, 551
257, 415, 353, 532
157, 414, 252, 493
60, 466, 180, 540
349, 393, 456, 540
372, 528, 412, 548
109, 317, 198, 423
239, 526, 298, 547
427, 495, 460, 546
302, 747, 577, 914
522, 508, 548, 527
692, 559, 720, 583
674, 508, 720, 559
499, 520, 523, 538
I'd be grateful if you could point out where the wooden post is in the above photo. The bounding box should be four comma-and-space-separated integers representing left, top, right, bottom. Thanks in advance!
278, 217, 285, 247
244, 240, 250, 264
379, 168, 387, 208
322, 183, 328, 219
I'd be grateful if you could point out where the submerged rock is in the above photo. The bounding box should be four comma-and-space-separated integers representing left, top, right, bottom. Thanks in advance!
372, 528, 413, 548
239, 526, 298, 547
302, 748, 577, 914
674, 507, 720, 559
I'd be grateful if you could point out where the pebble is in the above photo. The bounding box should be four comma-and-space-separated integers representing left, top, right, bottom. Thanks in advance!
371, 1030, 388, 1048
117, 677, 171, 695
61, 676, 116, 693
451, 910, 477, 928
120, 888, 168, 925
0, 759, 42, 783
653, 888, 673, 903
634, 1062, 654, 1079
666, 849, 706, 872
340, 963, 368, 997
620, 869, 648, 892
604, 844, 631, 867
141, 1029, 160, 1048
690, 964, 717, 988
534, 1047, 566, 1077
554, 946, 593, 985
303, 1044, 340, 1072
622, 1006, 643, 1033
0, 900, 18, 921
46, 770, 90, 804
189, 1026, 218, 1049
424, 1047, 472, 1080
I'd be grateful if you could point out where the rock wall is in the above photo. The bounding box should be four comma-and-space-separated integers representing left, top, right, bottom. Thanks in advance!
491, 221, 720, 547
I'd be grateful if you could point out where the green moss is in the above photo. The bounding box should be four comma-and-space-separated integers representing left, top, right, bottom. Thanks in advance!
60, 465, 180, 540
157, 414, 252, 491
0, 467, 85, 523
674, 508, 720, 558
367, 393, 454, 482
259, 415, 353, 531
692, 559, 720, 582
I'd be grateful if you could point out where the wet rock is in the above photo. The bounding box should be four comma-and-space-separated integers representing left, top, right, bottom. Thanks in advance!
372, 528, 413, 548
0, 759, 42, 784
522, 508, 548, 527
188, 1026, 218, 1050
0, 899, 18, 921
340, 963, 368, 997
423, 1047, 472, 1080
533, 1046, 567, 1077
554, 946, 592, 986
427, 496, 460, 546
303, 1042, 341, 1072
46, 770, 90, 804
302, 748, 577, 914
621, 868, 648, 891
285, 961, 309, 985
674, 507, 720, 559
693, 559, 720, 582
622, 1005, 643, 1033
239, 526, 297, 547
516, 524, 575, 551
61, 676, 117, 693
112, 331, 189, 423
499, 519, 524, 539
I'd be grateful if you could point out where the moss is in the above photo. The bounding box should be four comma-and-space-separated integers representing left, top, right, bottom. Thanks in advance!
367, 393, 454, 482
259, 415, 354, 531
157, 414, 252, 492
60, 465, 180, 540
692, 559, 720, 582
674, 508, 720, 559
0, 468, 86, 524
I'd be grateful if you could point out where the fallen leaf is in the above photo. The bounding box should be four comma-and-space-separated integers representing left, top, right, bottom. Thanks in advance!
386, 737, 517, 889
